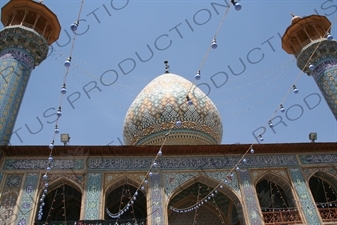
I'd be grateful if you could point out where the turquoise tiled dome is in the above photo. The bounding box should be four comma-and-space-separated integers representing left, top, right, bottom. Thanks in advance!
123, 73, 223, 145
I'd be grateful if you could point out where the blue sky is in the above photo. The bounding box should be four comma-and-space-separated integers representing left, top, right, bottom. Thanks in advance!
1, 0, 337, 146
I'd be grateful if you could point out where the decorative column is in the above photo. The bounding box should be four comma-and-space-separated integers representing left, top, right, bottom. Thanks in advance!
149, 173, 166, 225
289, 168, 322, 224
84, 173, 103, 220
0, 0, 60, 145
0, 174, 24, 224
282, 15, 337, 119
15, 173, 39, 225
237, 170, 263, 225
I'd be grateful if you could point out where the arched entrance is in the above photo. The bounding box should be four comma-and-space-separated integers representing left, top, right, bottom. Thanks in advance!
35, 183, 82, 223
105, 183, 147, 224
255, 174, 302, 224
168, 178, 244, 225
309, 172, 337, 223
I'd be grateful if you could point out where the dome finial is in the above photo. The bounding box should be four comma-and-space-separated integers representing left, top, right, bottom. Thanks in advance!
164, 60, 170, 73
290, 13, 301, 23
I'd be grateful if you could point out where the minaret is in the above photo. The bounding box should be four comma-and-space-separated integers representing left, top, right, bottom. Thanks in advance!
282, 14, 337, 119
0, 0, 60, 145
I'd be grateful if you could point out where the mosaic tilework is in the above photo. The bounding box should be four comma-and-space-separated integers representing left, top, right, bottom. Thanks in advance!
297, 39, 337, 74
289, 168, 321, 224
251, 169, 289, 184
238, 170, 263, 225
302, 166, 337, 180
38, 173, 86, 190
296, 39, 337, 119
163, 172, 198, 199
3, 158, 84, 170
123, 73, 223, 145
299, 153, 337, 164
0, 174, 24, 225
104, 173, 144, 189
0, 56, 32, 146
15, 173, 39, 225
150, 173, 164, 225
0, 26, 49, 65
206, 171, 241, 198
88, 155, 298, 170
315, 64, 337, 119
0, 26, 49, 145
84, 173, 102, 220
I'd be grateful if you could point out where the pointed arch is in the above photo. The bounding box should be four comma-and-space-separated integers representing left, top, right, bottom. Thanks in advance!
35, 177, 83, 223
167, 175, 245, 225
104, 175, 146, 197
104, 175, 147, 223
46, 176, 83, 195
305, 165, 337, 181
255, 172, 297, 208
308, 171, 337, 223
255, 172, 303, 224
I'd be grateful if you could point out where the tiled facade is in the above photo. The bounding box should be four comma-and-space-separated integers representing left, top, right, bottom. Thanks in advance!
0, 144, 336, 225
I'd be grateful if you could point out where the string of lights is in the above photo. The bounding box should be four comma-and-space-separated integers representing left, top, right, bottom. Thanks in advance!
52, 48, 151, 84
266, 15, 337, 130
37, 0, 85, 222
216, 61, 293, 105
223, 62, 293, 117
213, 57, 295, 94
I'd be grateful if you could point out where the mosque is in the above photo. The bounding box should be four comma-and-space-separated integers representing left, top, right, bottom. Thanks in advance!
0, 0, 337, 225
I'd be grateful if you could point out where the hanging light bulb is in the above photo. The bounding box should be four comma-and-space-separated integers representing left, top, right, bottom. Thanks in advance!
54, 125, 59, 134
64, 57, 71, 67
250, 148, 254, 154
211, 39, 218, 49
153, 161, 157, 167
43, 174, 48, 180
327, 33, 333, 41
176, 120, 182, 127
280, 104, 285, 113
259, 134, 264, 142
293, 85, 299, 94
149, 171, 153, 176
309, 64, 315, 71
48, 156, 53, 163
57, 107, 62, 117
195, 70, 201, 80
231, 1, 242, 10
236, 166, 240, 171
243, 158, 247, 163
49, 141, 54, 150
70, 21, 79, 32
158, 148, 162, 156
61, 83, 67, 94
268, 120, 273, 128
47, 166, 51, 172
234, 2, 242, 10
